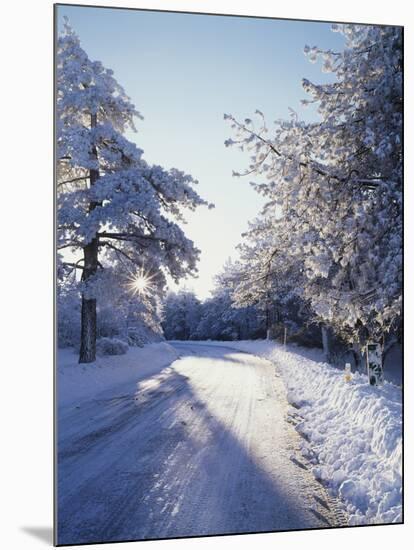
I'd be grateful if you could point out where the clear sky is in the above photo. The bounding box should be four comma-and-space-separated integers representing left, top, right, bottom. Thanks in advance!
57, 5, 345, 299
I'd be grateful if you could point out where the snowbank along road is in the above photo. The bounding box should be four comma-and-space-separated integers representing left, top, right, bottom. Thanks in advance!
57, 342, 345, 544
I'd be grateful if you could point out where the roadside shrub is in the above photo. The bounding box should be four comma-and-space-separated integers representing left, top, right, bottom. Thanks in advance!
96, 337, 129, 356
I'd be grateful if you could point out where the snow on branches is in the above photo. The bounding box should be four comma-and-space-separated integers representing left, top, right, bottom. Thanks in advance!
57, 20, 213, 361
225, 24, 402, 346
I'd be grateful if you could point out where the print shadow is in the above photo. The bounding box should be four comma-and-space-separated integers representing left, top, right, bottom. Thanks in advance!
21, 526, 53, 545
57, 368, 326, 545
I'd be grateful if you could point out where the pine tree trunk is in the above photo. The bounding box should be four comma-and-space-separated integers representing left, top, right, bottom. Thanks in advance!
79, 237, 99, 363
79, 112, 100, 364
79, 294, 97, 363
321, 326, 330, 360
266, 302, 270, 340
351, 344, 363, 373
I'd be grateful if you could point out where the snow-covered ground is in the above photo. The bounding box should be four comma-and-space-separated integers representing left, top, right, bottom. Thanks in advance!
57, 339, 402, 544
57, 342, 179, 407
210, 340, 402, 526
57, 342, 343, 545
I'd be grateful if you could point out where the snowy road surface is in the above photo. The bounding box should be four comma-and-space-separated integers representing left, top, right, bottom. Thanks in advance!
57, 342, 343, 544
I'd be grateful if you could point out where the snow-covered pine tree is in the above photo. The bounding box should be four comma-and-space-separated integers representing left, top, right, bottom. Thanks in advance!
192, 260, 266, 341
225, 24, 402, 353
57, 20, 212, 362
230, 215, 289, 334
231, 215, 315, 342
162, 289, 202, 340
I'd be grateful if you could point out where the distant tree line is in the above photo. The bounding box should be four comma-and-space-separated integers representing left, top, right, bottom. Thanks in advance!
162, 260, 321, 346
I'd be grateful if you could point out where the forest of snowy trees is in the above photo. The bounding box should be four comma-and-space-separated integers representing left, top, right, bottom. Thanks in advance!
162, 263, 266, 341
162, 260, 320, 345
57, 21, 402, 367
163, 24, 402, 366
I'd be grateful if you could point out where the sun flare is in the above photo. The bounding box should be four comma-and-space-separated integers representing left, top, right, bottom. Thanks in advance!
127, 269, 154, 296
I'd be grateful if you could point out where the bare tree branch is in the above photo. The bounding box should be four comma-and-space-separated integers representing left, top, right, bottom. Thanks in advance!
57, 175, 90, 187
98, 231, 171, 244
100, 240, 135, 263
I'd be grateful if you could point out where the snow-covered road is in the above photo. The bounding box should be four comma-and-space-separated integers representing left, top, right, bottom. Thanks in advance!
57, 342, 343, 544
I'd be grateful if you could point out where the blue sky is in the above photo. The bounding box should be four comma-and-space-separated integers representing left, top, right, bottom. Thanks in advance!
57, 5, 345, 298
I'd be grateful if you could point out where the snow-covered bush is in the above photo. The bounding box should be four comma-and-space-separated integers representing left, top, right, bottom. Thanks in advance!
96, 337, 129, 356
57, 282, 81, 348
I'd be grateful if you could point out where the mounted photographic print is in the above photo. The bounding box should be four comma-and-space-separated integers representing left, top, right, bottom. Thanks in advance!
55, 3, 403, 546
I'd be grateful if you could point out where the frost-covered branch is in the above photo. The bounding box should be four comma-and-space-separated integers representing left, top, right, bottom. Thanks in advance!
225, 23, 402, 346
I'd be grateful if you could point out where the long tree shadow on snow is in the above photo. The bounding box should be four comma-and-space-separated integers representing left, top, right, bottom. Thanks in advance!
57, 367, 327, 545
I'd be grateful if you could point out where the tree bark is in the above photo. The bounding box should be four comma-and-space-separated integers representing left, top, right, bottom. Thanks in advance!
351, 345, 364, 373
79, 297, 97, 362
265, 292, 270, 340
79, 236, 99, 363
79, 113, 100, 364
321, 325, 330, 361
